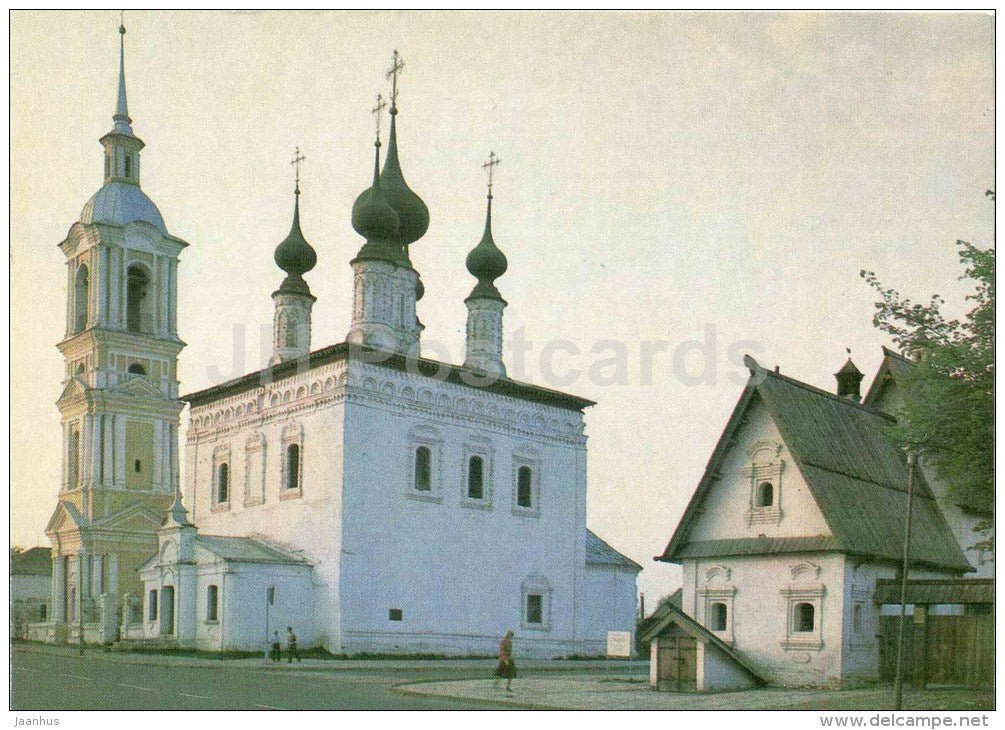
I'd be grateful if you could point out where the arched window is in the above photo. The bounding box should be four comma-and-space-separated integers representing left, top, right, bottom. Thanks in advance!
795, 602, 815, 632
148, 589, 158, 621
710, 602, 728, 632
127, 265, 151, 333
284, 314, 298, 348
756, 481, 774, 508
104, 153, 110, 179
39, 604, 47, 621
285, 443, 300, 491
467, 455, 484, 499
206, 585, 219, 622
74, 265, 89, 333
217, 463, 229, 503
414, 446, 431, 491
124, 155, 131, 178
517, 466, 533, 507
128, 363, 146, 376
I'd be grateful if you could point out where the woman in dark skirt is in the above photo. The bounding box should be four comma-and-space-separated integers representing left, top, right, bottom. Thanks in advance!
493, 630, 516, 692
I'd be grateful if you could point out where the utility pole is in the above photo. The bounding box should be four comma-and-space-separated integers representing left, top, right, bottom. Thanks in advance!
893, 449, 917, 710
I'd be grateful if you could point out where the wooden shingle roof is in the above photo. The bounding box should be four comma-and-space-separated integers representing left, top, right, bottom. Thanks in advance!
658, 356, 971, 573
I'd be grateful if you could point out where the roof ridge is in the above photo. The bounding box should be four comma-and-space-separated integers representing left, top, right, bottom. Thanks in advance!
882, 345, 915, 364
761, 369, 897, 421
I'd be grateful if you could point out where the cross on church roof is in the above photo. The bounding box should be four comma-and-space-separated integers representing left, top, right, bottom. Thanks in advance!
386, 50, 405, 108
291, 147, 305, 194
371, 93, 387, 142
483, 151, 500, 197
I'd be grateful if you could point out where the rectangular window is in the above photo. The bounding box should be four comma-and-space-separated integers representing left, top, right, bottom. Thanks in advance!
389, 608, 403, 622
517, 466, 533, 507
414, 447, 431, 491
285, 444, 300, 490
148, 589, 158, 621
526, 594, 543, 625
467, 455, 484, 499
206, 585, 219, 622
853, 602, 863, 634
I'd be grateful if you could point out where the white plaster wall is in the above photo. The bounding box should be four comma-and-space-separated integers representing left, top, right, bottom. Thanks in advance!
185, 362, 346, 650
682, 552, 848, 687
582, 565, 638, 655
687, 398, 831, 542
338, 359, 589, 658
702, 641, 758, 692
209, 562, 315, 652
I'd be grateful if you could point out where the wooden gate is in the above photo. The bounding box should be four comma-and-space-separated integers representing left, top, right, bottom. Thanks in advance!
880, 610, 993, 688
656, 630, 697, 692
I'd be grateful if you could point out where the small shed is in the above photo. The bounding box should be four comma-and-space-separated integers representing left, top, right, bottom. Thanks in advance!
641, 603, 764, 692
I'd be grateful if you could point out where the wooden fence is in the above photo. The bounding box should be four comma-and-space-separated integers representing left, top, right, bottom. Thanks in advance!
879, 610, 993, 688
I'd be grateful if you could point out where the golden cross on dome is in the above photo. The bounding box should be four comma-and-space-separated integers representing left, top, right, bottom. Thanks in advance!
482, 151, 500, 195
371, 93, 387, 141
386, 50, 405, 107
291, 146, 306, 193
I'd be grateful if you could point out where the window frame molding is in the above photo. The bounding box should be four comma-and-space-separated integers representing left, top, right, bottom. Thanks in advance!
520, 575, 553, 631
511, 446, 542, 518
460, 436, 494, 510
211, 444, 231, 512
406, 424, 444, 504
244, 432, 267, 507
279, 422, 304, 500
780, 583, 825, 650
698, 585, 736, 645
742, 440, 785, 525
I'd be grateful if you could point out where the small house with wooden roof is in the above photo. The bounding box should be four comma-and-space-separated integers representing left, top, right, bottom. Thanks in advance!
654, 354, 973, 688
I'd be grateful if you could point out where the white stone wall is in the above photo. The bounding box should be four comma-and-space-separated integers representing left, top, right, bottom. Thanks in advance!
687, 401, 831, 543
701, 641, 758, 692
186, 360, 346, 649
338, 358, 590, 658
681, 552, 848, 687
582, 565, 638, 655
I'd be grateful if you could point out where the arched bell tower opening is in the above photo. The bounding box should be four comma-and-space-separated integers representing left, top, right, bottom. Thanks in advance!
73, 265, 89, 334
126, 264, 151, 334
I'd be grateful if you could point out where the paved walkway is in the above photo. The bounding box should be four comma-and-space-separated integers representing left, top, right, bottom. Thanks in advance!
394, 676, 994, 711
15, 642, 645, 675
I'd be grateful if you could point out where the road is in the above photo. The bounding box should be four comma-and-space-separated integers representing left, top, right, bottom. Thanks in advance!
10, 646, 506, 711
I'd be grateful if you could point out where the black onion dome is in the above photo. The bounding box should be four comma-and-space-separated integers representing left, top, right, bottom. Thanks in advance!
465, 195, 507, 300
352, 142, 400, 242
274, 192, 317, 295
379, 110, 429, 247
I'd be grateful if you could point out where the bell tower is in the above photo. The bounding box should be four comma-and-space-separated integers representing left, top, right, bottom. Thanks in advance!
45, 19, 188, 643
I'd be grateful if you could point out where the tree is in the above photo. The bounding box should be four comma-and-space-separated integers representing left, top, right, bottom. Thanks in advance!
860, 193, 993, 546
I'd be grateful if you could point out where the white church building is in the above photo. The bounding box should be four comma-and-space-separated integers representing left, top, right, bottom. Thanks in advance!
34, 28, 640, 657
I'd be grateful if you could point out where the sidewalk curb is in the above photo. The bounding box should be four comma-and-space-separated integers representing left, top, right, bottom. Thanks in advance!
391, 680, 570, 711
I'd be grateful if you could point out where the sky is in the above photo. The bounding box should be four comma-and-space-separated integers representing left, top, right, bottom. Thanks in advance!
10, 10, 994, 606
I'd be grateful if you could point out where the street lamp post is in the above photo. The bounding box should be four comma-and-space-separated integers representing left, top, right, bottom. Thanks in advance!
893, 449, 917, 711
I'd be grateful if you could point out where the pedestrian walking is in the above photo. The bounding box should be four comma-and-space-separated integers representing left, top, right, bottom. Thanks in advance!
492, 630, 516, 692
270, 629, 282, 662
286, 626, 300, 663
